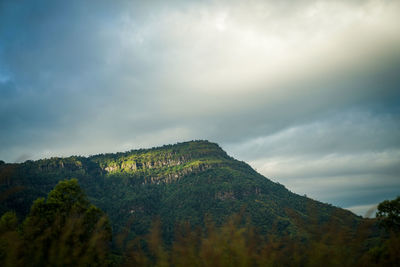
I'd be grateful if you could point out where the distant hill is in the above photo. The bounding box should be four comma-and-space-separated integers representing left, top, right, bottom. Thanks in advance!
0, 140, 360, 242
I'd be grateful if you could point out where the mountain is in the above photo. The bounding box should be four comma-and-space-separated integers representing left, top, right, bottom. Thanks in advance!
0, 140, 360, 242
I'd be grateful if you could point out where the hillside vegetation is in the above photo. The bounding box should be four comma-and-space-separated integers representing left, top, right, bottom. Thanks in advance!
1, 140, 398, 266
0, 141, 358, 239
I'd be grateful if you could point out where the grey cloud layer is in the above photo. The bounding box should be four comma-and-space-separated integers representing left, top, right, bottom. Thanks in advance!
226, 111, 400, 213
1, 0, 399, 215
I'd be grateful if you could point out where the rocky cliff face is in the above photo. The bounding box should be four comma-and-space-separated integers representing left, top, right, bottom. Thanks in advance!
99, 151, 219, 184
102, 155, 189, 173
22, 141, 229, 185
36, 158, 84, 172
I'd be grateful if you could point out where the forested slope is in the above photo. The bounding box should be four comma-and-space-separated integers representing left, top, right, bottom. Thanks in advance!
0, 140, 359, 242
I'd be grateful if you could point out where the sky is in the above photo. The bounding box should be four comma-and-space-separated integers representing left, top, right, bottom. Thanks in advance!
1, 0, 399, 217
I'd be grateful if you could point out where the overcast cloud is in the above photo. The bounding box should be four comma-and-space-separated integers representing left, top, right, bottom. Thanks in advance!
1, 0, 399, 216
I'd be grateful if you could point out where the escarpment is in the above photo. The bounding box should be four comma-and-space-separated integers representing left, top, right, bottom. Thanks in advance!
94, 144, 228, 184
18, 140, 231, 185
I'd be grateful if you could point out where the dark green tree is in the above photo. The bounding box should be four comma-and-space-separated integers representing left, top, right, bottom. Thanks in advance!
21, 178, 112, 266
0, 212, 22, 266
376, 196, 400, 232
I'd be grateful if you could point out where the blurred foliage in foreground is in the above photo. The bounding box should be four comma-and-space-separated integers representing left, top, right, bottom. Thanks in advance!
119, 200, 400, 267
0, 179, 112, 267
1, 179, 398, 266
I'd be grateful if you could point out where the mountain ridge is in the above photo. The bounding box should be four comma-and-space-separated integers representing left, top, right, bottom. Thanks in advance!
0, 140, 360, 243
